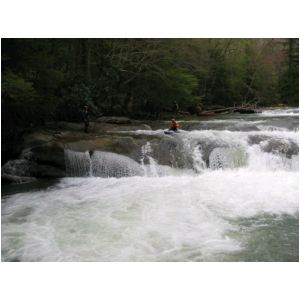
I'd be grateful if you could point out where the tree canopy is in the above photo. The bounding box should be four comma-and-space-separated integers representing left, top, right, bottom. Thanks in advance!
2, 38, 298, 124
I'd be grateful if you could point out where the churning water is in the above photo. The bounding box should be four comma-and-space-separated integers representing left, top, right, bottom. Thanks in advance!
1, 109, 299, 261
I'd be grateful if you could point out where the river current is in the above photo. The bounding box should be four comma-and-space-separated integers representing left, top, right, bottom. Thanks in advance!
1, 108, 299, 261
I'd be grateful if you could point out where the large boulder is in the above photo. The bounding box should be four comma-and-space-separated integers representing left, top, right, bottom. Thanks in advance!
2, 158, 33, 177
157, 137, 192, 168
30, 142, 66, 169
23, 131, 55, 148
65, 135, 144, 162
1, 152, 66, 182
259, 138, 298, 158
32, 164, 66, 178
2, 122, 161, 183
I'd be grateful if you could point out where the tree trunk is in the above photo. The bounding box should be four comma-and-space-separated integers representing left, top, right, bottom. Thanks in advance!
86, 39, 91, 82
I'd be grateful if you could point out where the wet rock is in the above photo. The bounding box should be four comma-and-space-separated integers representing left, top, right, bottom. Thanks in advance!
1, 159, 32, 177
2, 137, 67, 182
248, 135, 298, 158
157, 137, 192, 168
30, 142, 66, 169
260, 138, 299, 158
5, 123, 159, 180
23, 131, 54, 148
1, 154, 66, 180
48, 121, 83, 131
247, 135, 268, 145
32, 164, 66, 178
66, 136, 143, 162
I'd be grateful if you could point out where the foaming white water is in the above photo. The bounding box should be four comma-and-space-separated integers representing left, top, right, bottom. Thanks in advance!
2, 170, 298, 262
192, 119, 265, 125
179, 129, 298, 172
129, 128, 298, 144
192, 146, 206, 172
247, 145, 299, 171
186, 129, 299, 143
109, 128, 298, 173
261, 108, 299, 116
256, 125, 290, 132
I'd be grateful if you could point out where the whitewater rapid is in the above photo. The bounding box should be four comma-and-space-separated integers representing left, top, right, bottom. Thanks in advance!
1, 109, 299, 261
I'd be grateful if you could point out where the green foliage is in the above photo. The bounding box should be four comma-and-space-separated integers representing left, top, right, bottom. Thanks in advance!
2, 71, 37, 104
2, 38, 298, 124
56, 83, 92, 121
279, 39, 299, 106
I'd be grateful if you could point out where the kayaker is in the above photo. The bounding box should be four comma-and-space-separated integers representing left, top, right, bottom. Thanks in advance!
169, 118, 179, 132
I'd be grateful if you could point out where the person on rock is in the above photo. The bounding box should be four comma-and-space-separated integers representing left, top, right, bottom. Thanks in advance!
172, 101, 179, 115
82, 105, 90, 133
195, 103, 204, 116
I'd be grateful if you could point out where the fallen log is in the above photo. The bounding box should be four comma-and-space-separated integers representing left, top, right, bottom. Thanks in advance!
204, 107, 235, 114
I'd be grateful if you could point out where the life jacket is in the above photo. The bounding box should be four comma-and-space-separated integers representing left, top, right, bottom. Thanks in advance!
170, 121, 179, 129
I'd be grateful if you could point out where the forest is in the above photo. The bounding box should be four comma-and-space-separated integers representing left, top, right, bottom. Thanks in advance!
1, 38, 299, 161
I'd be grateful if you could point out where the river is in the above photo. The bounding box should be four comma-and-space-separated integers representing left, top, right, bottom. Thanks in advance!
1, 108, 299, 261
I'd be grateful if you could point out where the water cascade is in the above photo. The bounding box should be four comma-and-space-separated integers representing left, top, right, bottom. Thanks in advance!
91, 151, 143, 177
64, 149, 92, 177
64, 149, 144, 177
140, 142, 161, 176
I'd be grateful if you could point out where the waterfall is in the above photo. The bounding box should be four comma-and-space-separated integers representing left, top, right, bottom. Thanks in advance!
209, 147, 235, 169
64, 149, 92, 177
64, 149, 143, 177
209, 147, 248, 170
91, 151, 143, 177
192, 145, 207, 173
140, 142, 160, 177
